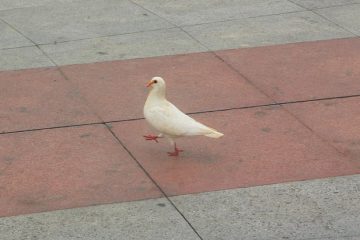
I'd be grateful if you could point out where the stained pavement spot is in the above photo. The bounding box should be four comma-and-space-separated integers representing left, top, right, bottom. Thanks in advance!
261, 127, 271, 133
255, 111, 266, 117
80, 133, 92, 138
19, 107, 29, 113
3, 156, 15, 163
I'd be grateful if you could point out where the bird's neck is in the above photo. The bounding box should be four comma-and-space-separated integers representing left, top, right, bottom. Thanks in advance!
148, 87, 166, 101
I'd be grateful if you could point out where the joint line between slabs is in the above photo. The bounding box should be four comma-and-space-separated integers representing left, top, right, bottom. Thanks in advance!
287, 0, 359, 37
37, 26, 179, 46
0, 122, 103, 135
281, 105, 346, 155
179, 9, 309, 28
311, 11, 359, 37
180, 21, 360, 156
300, 234, 360, 240
0, 26, 178, 51
0, 8, 315, 51
1, 94, 360, 136
104, 123, 204, 240
176, 25, 276, 102
310, 2, 360, 10
4, 23, 110, 126
0, 17, 59, 67
54, 66, 106, 123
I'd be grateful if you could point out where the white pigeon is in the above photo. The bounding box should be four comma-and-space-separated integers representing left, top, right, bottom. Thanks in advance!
143, 76, 224, 156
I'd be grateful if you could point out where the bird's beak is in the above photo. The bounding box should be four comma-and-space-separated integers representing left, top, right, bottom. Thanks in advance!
146, 80, 154, 88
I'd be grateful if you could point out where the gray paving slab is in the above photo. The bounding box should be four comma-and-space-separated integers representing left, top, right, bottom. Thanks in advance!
315, 4, 360, 35
183, 11, 354, 50
0, 0, 173, 45
171, 175, 360, 240
290, 0, 360, 9
40, 28, 207, 66
0, 0, 76, 11
0, 19, 33, 49
0, 198, 200, 240
336, 237, 360, 240
0, 46, 54, 71
132, 0, 304, 26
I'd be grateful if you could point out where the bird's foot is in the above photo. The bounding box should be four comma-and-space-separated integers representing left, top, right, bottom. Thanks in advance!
143, 135, 162, 143
167, 147, 184, 157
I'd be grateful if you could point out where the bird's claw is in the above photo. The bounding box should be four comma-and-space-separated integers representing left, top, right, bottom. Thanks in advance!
143, 135, 161, 143
167, 147, 184, 157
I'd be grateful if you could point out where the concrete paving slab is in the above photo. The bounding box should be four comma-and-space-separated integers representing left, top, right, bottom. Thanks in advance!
184, 11, 354, 50
0, 46, 54, 71
285, 97, 360, 162
0, 125, 162, 217
0, 68, 100, 133
315, 3, 360, 35
0, 0, 359, 238
132, 0, 304, 26
111, 107, 358, 196
0, 0, 173, 44
334, 237, 360, 240
0, 20, 33, 49
0, 0, 76, 11
61, 52, 271, 122
171, 174, 360, 240
40, 28, 207, 66
0, 198, 199, 240
218, 37, 360, 102
290, 0, 360, 9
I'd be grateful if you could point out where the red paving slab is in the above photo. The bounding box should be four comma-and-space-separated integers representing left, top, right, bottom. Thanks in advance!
60, 52, 271, 122
285, 97, 360, 162
111, 107, 360, 196
217, 37, 360, 102
0, 125, 162, 217
1, 38, 359, 217
0, 68, 100, 133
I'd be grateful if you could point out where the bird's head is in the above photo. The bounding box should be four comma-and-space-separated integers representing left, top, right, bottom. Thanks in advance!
146, 76, 166, 89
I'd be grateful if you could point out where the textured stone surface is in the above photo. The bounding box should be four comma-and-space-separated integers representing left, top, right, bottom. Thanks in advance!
111, 107, 358, 196
291, 0, 360, 9
0, 198, 199, 240
184, 11, 353, 50
285, 97, 360, 162
0, 20, 33, 49
218, 37, 360, 102
0, 68, 99, 133
315, 4, 360, 35
0, 125, 162, 217
171, 175, 360, 240
0, 0, 172, 44
40, 28, 206, 65
1, 1, 358, 71
61, 52, 271, 121
0, 0, 75, 11
132, 0, 304, 26
0, 0, 360, 239
0, 46, 54, 71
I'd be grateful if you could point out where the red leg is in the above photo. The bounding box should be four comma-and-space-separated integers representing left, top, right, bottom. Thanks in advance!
167, 143, 184, 156
143, 135, 162, 143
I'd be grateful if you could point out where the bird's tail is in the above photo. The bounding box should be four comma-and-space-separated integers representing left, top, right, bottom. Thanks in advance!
204, 128, 224, 138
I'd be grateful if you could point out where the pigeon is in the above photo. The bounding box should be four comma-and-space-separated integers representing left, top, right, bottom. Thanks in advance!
143, 76, 224, 156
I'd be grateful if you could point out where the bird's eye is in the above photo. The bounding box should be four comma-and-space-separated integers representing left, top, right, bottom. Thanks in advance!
153, 80, 158, 83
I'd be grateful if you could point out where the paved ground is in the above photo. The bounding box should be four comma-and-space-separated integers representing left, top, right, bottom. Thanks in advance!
1, 0, 360, 239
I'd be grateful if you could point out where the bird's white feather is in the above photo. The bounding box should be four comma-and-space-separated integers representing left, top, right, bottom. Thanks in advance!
145, 101, 219, 137
144, 77, 224, 139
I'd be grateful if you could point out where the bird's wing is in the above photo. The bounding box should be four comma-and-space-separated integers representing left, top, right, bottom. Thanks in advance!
145, 101, 213, 137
